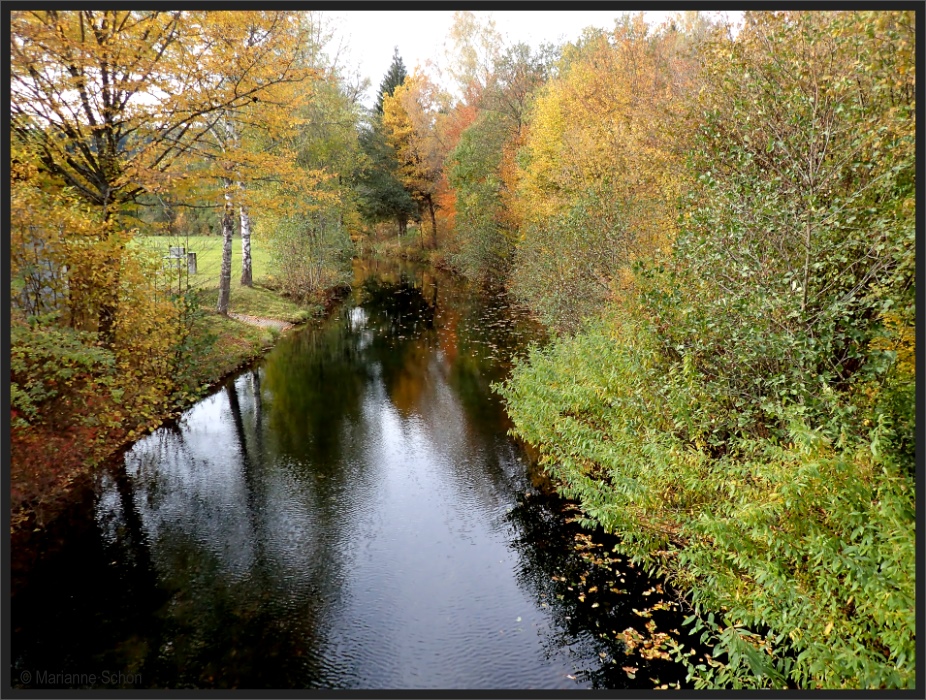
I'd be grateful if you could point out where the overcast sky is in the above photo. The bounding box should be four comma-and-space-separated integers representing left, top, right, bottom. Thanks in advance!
322, 10, 742, 108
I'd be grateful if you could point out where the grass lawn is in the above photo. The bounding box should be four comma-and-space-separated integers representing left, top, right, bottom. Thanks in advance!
189, 310, 276, 383
136, 234, 319, 323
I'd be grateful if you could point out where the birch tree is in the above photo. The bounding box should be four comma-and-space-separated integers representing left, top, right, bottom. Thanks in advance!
10, 10, 315, 337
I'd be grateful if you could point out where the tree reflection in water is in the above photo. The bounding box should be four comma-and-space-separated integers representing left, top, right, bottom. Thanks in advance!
12, 257, 702, 689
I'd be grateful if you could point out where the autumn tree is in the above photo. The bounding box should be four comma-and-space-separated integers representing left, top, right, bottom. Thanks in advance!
498, 10, 915, 689
11, 131, 203, 529
510, 15, 703, 331
10, 11, 315, 337
447, 42, 553, 282
426, 96, 478, 238
252, 12, 363, 298
646, 9, 917, 447
442, 10, 503, 107
382, 72, 451, 248
148, 11, 323, 313
483, 41, 556, 135
357, 49, 417, 236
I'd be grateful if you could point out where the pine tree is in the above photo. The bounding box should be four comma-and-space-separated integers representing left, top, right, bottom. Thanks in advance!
357, 125, 417, 236
374, 47, 408, 115
358, 49, 417, 235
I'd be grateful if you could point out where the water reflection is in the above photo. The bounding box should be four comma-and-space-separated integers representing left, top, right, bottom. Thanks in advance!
12, 257, 696, 689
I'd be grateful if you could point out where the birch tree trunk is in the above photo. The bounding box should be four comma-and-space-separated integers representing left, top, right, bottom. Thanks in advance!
239, 196, 253, 287
217, 113, 237, 314
223, 113, 253, 287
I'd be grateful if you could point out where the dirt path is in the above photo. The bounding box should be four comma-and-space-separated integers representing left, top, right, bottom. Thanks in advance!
228, 312, 294, 333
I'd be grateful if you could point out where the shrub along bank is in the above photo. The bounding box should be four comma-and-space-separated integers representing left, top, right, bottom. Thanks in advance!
10, 241, 328, 537
494, 11, 915, 689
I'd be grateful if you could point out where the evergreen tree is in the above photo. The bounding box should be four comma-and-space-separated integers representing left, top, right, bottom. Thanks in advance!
357, 124, 417, 236
358, 49, 417, 235
374, 47, 408, 115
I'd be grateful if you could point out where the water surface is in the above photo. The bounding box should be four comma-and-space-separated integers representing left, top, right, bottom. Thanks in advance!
12, 258, 696, 690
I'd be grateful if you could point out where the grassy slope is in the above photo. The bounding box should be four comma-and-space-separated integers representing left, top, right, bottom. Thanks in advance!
136, 234, 327, 406
136, 234, 320, 323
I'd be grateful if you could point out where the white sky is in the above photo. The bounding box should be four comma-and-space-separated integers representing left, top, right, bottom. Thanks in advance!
322, 10, 742, 108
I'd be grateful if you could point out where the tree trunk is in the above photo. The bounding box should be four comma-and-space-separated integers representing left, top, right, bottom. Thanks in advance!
96, 203, 120, 346
239, 197, 252, 287
427, 196, 437, 249
225, 380, 249, 465
397, 216, 407, 238
97, 287, 119, 345
251, 368, 263, 453
225, 379, 263, 558
217, 177, 234, 315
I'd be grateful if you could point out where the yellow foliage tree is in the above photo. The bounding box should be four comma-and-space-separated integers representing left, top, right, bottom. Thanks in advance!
10, 9, 317, 334
511, 15, 707, 329
382, 72, 451, 248
521, 16, 700, 248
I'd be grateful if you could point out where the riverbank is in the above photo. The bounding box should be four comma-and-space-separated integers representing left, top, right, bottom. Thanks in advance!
10, 280, 342, 543
365, 232, 453, 271
12, 254, 706, 690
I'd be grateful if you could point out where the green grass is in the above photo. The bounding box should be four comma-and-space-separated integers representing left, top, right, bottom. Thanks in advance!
135, 234, 273, 290
136, 234, 319, 322
189, 311, 273, 384
197, 285, 320, 324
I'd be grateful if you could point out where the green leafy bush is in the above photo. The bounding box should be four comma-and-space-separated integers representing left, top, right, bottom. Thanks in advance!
510, 192, 633, 333
265, 208, 354, 299
447, 111, 515, 283
10, 315, 117, 427
496, 312, 915, 688
497, 12, 915, 688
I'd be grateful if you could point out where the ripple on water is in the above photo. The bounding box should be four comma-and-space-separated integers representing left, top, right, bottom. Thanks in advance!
14, 260, 688, 690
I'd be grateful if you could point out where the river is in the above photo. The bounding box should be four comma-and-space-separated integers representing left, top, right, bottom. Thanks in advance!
11, 257, 699, 690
